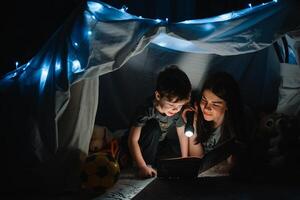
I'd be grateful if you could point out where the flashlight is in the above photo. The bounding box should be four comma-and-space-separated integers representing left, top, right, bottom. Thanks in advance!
184, 111, 194, 137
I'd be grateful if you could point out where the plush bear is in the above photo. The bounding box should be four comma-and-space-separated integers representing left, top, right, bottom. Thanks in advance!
89, 125, 131, 169
250, 112, 300, 181
89, 125, 114, 153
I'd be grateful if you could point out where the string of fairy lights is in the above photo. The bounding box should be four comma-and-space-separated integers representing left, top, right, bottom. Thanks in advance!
6, 0, 279, 82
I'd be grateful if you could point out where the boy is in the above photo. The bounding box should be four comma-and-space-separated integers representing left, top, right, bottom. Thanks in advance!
128, 65, 191, 178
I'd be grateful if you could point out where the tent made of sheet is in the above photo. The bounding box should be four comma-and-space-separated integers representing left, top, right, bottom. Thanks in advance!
0, 0, 300, 193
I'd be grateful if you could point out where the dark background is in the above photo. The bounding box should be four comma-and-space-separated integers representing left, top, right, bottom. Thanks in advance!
1, 0, 266, 77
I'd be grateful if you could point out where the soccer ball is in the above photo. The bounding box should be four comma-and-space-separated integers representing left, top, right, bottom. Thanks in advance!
80, 152, 120, 193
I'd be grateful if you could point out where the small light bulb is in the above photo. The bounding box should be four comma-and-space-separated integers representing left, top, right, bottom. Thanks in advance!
248, 3, 252, 8
121, 5, 128, 12
155, 19, 161, 23
55, 61, 61, 72
87, 2, 104, 12
72, 59, 81, 73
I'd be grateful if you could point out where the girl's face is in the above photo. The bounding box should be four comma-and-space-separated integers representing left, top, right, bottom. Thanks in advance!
200, 89, 227, 127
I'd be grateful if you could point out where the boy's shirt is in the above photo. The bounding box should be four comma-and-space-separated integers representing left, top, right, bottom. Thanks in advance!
131, 96, 184, 141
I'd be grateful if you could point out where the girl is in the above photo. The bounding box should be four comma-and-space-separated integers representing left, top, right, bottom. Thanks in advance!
187, 72, 248, 160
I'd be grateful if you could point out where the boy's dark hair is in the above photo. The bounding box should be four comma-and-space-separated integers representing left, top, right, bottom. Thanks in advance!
156, 65, 191, 101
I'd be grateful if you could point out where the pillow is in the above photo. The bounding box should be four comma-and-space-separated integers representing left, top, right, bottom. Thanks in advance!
276, 63, 300, 116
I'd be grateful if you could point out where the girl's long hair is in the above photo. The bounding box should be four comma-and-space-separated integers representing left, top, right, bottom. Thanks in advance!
195, 72, 244, 144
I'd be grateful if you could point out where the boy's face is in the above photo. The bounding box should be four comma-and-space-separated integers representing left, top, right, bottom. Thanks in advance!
155, 91, 189, 116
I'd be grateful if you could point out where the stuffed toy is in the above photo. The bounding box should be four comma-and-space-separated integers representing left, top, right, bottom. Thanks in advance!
89, 125, 114, 153
250, 112, 300, 181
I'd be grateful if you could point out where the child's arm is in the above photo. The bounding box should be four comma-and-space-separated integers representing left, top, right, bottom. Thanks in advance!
128, 126, 157, 178
189, 132, 204, 158
128, 126, 146, 168
176, 126, 188, 157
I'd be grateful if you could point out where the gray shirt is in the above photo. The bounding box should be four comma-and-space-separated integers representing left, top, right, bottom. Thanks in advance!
131, 96, 185, 141
202, 127, 222, 153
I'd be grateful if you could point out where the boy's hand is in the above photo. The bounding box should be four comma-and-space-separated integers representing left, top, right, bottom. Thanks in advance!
138, 165, 157, 178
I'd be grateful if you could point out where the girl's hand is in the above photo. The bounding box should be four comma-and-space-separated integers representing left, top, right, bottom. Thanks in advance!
182, 105, 195, 123
182, 102, 199, 123
193, 101, 199, 113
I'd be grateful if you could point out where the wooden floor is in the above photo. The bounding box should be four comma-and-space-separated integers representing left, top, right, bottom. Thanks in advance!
0, 168, 154, 200
2, 167, 299, 200
133, 177, 300, 200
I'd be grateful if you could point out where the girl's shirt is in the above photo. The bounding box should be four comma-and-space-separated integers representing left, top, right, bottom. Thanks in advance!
202, 126, 221, 153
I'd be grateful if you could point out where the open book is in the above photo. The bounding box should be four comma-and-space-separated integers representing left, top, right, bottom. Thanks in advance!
157, 138, 235, 179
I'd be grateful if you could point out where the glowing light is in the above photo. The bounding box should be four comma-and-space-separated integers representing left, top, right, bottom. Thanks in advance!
85, 12, 97, 21
55, 60, 61, 72
202, 23, 215, 31
5, 71, 17, 79
87, 31, 92, 36
120, 5, 128, 12
15, 61, 19, 68
139, 16, 142, 18
273, 0, 278, 2
218, 13, 232, 21
152, 33, 205, 53
41, 68, 48, 81
185, 130, 193, 138
39, 66, 49, 91
157, 41, 167, 47
87, 1, 104, 13
165, 18, 169, 22
155, 19, 162, 23
72, 60, 81, 73
248, 3, 252, 8
181, 20, 192, 24
184, 111, 194, 138
74, 42, 79, 47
